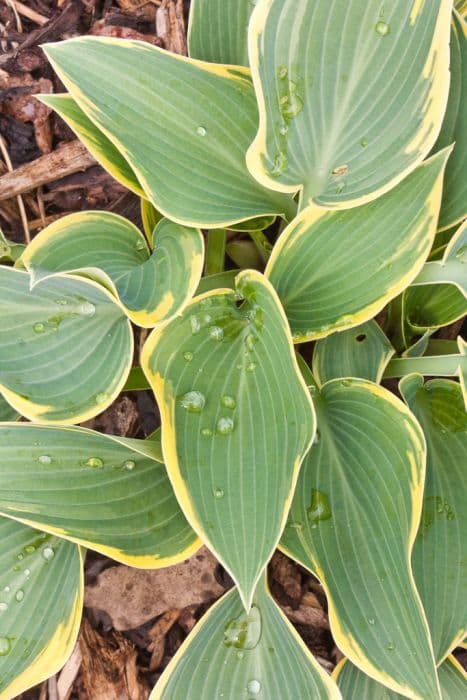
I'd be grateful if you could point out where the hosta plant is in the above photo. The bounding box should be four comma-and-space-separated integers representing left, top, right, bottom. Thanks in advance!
0, 0, 466, 698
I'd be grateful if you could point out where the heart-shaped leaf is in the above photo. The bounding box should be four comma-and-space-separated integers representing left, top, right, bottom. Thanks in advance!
142, 270, 315, 609
21, 212, 204, 328
0, 424, 199, 568
280, 378, 441, 700
0, 267, 132, 423
247, 0, 451, 208
43, 37, 295, 228
0, 518, 82, 699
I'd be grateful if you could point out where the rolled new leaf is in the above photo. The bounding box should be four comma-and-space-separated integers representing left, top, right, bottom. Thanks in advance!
0, 519, 82, 699
432, 11, 466, 231
142, 269, 315, 610
334, 656, 467, 700
280, 378, 441, 700
266, 150, 450, 341
152, 574, 341, 699
21, 212, 205, 328
312, 320, 394, 385
188, 0, 255, 66
0, 424, 199, 568
37, 94, 145, 197
247, 0, 451, 208
43, 37, 294, 228
0, 267, 132, 423
400, 376, 467, 663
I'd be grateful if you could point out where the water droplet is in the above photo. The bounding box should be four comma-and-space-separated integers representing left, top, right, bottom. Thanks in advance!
96, 392, 109, 405
0, 638, 11, 656
281, 92, 303, 119
180, 390, 205, 413
217, 417, 234, 435
17, 554, 23, 561
387, 642, 395, 651
368, 617, 375, 625
279, 124, 288, 135
209, 326, 224, 341
307, 490, 332, 525
42, 547, 55, 561
38, 455, 52, 465
190, 316, 201, 334
12, 565, 21, 572
223, 605, 261, 650
200, 298, 212, 309
135, 239, 146, 251
313, 429, 321, 445
85, 457, 104, 469
375, 20, 390, 36
341, 379, 352, 387
24, 545, 35, 555
455, 245, 467, 263
3, 586, 10, 593
77, 301, 96, 317
183, 351, 194, 362
24, 569, 30, 578
15, 590, 24, 602
447, 512, 455, 521
247, 680, 261, 695
33, 322, 45, 333
0, 603, 8, 612
246, 362, 257, 373
360, 137, 367, 147
122, 460, 136, 471
196, 126, 207, 136
277, 65, 288, 80
201, 427, 213, 437
221, 395, 236, 410
55, 298, 68, 306
214, 488, 224, 499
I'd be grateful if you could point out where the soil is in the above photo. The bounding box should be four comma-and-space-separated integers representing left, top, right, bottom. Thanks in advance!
0, 2, 465, 699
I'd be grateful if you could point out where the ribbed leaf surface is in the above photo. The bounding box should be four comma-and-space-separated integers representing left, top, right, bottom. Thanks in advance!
152, 576, 341, 699
0, 519, 82, 699
400, 376, 467, 662
247, 0, 451, 208
312, 321, 394, 385
188, 0, 255, 66
142, 270, 314, 609
0, 267, 132, 423
0, 424, 198, 568
280, 378, 441, 700
21, 212, 204, 328
43, 37, 294, 228
266, 151, 449, 341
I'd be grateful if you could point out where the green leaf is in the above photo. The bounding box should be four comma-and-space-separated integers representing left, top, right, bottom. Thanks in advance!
151, 574, 340, 699
43, 37, 295, 228
247, 0, 451, 208
141, 270, 315, 609
0, 518, 82, 699
404, 220, 467, 333
188, 0, 256, 66
141, 199, 163, 241
229, 215, 276, 232
266, 150, 450, 341
0, 424, 199, 568
0, 395, 17, 422
334, 655, 467, 699
312, 321, 394, 385
280, 378, 441, 700
21, 212, 204, 328
400, 376, 467, 663
196, 270, 238, 295
37, 93, 145, 197
205, 229, 226, 275
432, 11, 467, 231
0, 267, 132, 423
0, 230, 25, 263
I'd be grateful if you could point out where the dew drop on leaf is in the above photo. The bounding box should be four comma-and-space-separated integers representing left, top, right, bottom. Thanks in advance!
246, 362, 257, 373
0, 603, 8, 613
213, 488, 224, 499
196, 126, 207, 136
15, 590, 24, 602
190, 316, 201, 334
375, 21, 390, 36
135, 239, 146, 251
247, 679, 261, 695
180, 390, 205, 413
221, 395, 236, 410
42, 547, 55, 561
33, 322, 46, 334
38, 455, 52, 465
223, 605, 262, 650
24, 545, 35, 554
455, 245, 467, 263
77, 301, 96, 317
95, 392, 109, 405
201, 427, 213, 437
307, 490, 332, 525
217, 417, 234, 435
85, 457, 104, 469
209, 326, 224, 341
387, 642, 395, 651
0, 638, 11, 656
183, 351, 194, 362
277, 65, 288, 80
122, 460, 136, 471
